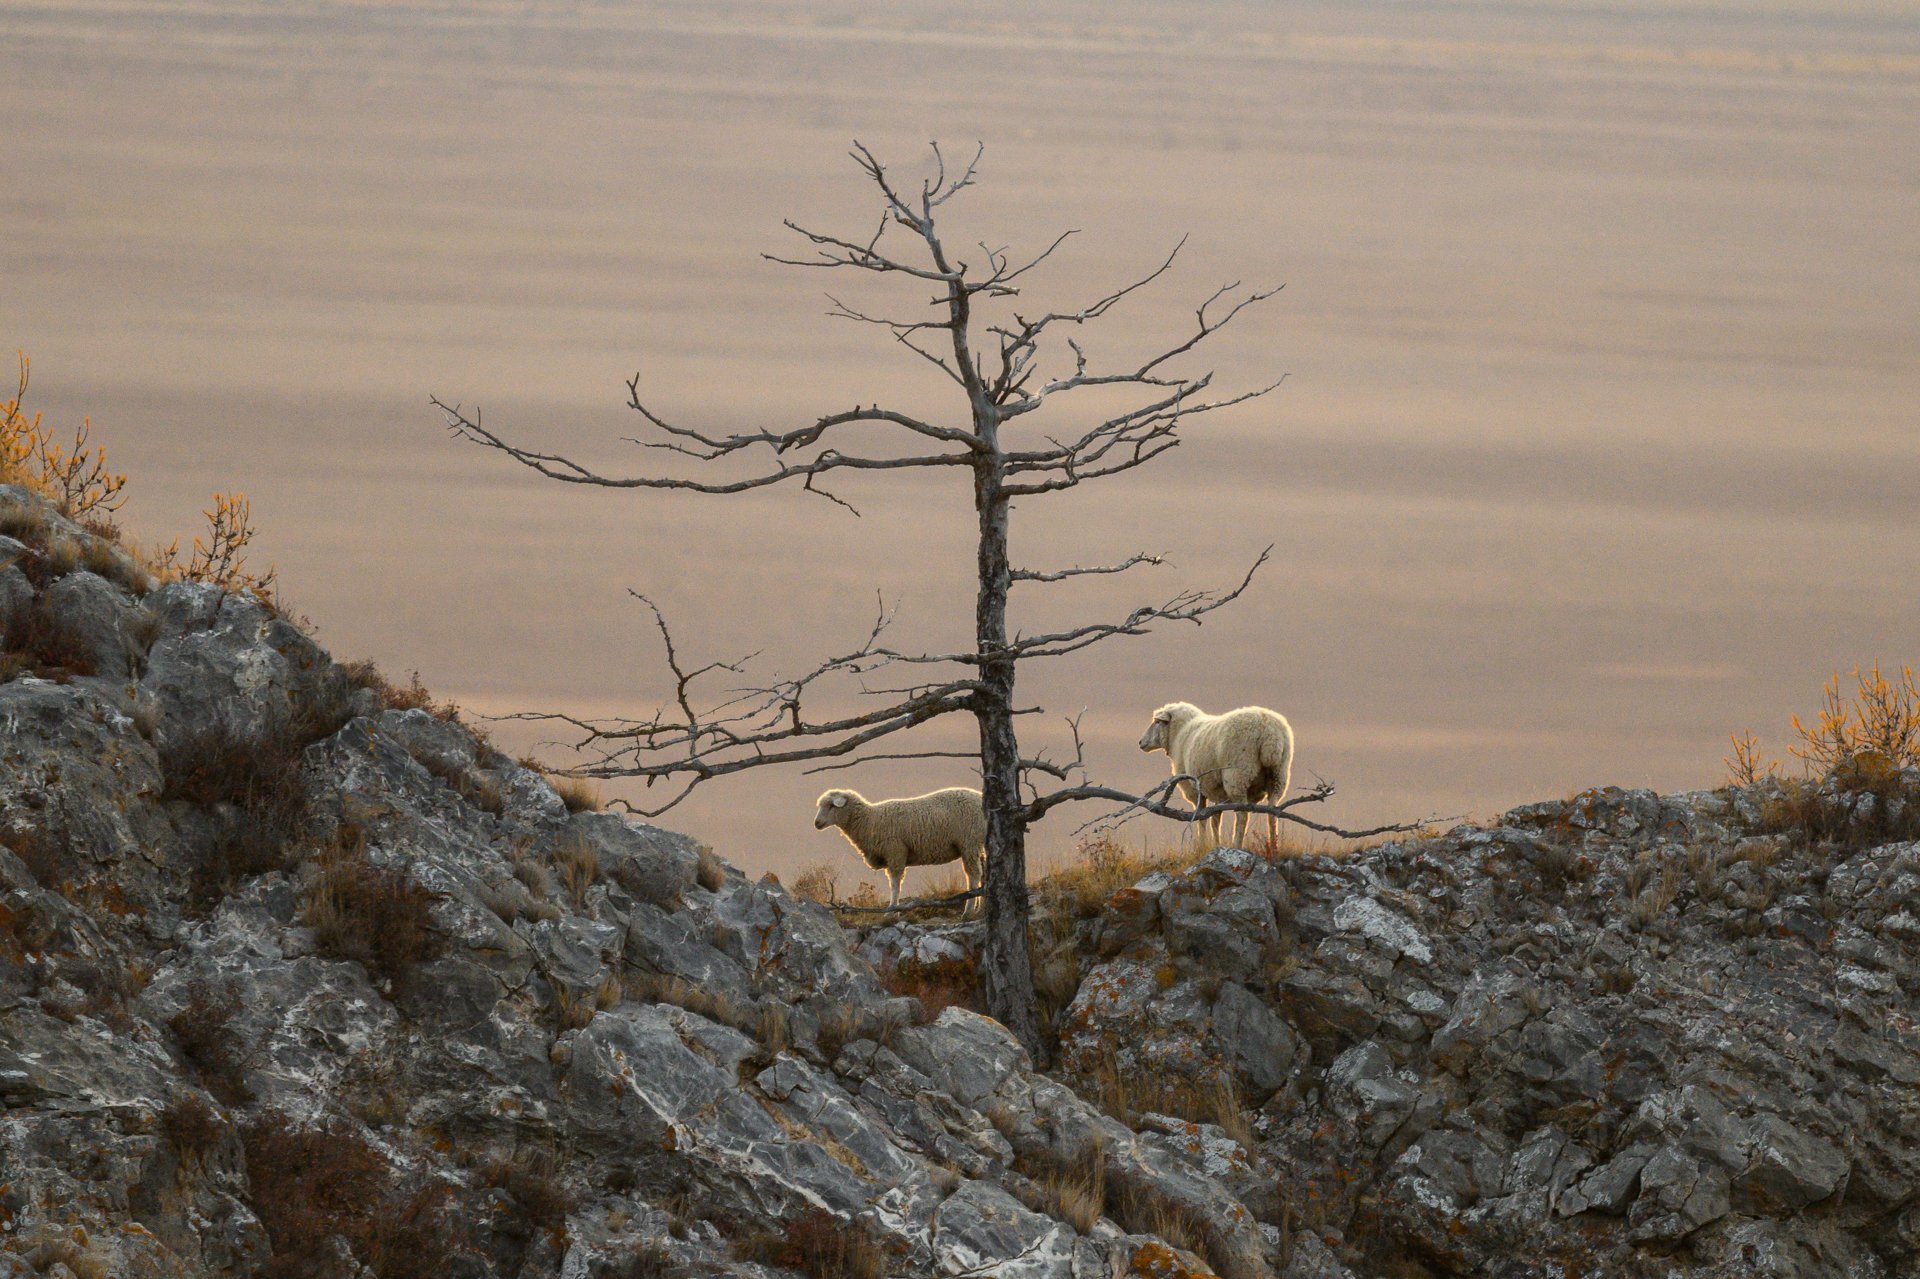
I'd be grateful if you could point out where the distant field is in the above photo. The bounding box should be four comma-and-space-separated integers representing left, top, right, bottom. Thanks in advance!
6, 0, 1916, 875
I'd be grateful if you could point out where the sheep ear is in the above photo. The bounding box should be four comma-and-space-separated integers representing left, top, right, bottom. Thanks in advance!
832, 795, 847, 808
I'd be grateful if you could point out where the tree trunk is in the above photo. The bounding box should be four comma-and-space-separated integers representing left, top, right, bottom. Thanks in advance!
973, 452, 1044, 1062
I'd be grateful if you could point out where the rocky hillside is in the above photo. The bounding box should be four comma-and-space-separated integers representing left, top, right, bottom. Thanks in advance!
2, 478, 1918, 1279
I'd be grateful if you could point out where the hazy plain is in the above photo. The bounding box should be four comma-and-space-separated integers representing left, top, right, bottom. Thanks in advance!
6, 0, 1917, 881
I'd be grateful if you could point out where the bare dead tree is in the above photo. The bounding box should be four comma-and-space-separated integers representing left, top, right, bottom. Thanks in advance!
433, 142, 1421, 1060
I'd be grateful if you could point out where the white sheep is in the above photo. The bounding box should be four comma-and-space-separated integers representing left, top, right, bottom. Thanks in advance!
812, 786, 987, 911
1138, 702, 1295, 850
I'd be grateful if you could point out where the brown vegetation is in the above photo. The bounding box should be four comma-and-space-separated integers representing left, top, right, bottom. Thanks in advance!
159, 1092, 226, 1162
694, 846, 726, 893
0, 595, 98, 683
792, 861, 838, 904
879, 951, 982, 1021
241, 1112, 465, 1279
1, 353, 127, 520
548, 774, 604, 813
167, 979, 254, 1106
479, 1148, 575, 1238
1731, 665, 1920, 850
728, 1208, 888, 1279
159, 712, 321, 908
301, 825, 447, 994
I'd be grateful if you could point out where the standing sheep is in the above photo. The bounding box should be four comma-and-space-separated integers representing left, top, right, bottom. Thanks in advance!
812, 787, 987, 911
1138, 702, 1295, 850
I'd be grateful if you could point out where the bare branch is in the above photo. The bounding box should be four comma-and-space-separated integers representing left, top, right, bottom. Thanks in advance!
1027, 774, 1438, 842
1008, 548, 1270, 660
434, 395, 977, 500
801, 750, 980, 777
1011, 553, 1164, 584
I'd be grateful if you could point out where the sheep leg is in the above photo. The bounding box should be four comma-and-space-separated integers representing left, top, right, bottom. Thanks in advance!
886, 866, 904, 908
1232, 808, 1252, 851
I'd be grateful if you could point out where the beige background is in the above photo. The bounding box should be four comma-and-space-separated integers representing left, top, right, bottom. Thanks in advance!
6, 0, 1917, 883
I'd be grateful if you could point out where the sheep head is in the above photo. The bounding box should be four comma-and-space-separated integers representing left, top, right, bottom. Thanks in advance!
1139, 702, 1200, 754
813, 790, 854, 830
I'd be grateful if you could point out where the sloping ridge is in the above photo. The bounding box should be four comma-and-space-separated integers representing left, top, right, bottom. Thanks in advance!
3, 478, 1918, 1279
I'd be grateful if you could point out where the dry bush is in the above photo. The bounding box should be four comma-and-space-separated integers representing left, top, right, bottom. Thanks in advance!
879, 952, 982, 1021
1033, 834, 1205, 925
159, 1092, 226, 1162
1, 353, 129, 519
1732, 665, 1920, 849
0, 595, 99, 684
149, 492, 278, 602
0, 352, 35, 482
729, 1209, 887, 1279
32, 415, 127, 519
792, 862, 839, 904
1725, 729, 1779, 787
242, 1112, 466, 1279
158, 712, 318, 908
549, 774, 604, 813
1791, 664, 1920, 773
167, 979, 254, 1105
302, 826, 447, 994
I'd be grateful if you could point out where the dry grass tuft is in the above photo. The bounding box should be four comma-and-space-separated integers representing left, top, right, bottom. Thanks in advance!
729, 1208, 888, 1279
625, 970, 754, 1034
695, 846, 727, 893
302, 825, 447, 994
548, 774, 604, 813
1073, 1042, 1251, 1140
408, 746, 506, 816
1010, 1139, 1108, 1235
548, 831, 600, 908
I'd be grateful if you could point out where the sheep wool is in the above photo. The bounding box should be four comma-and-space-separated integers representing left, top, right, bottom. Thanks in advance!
1138, 701, 1295, 851
813, 786, 987, 911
